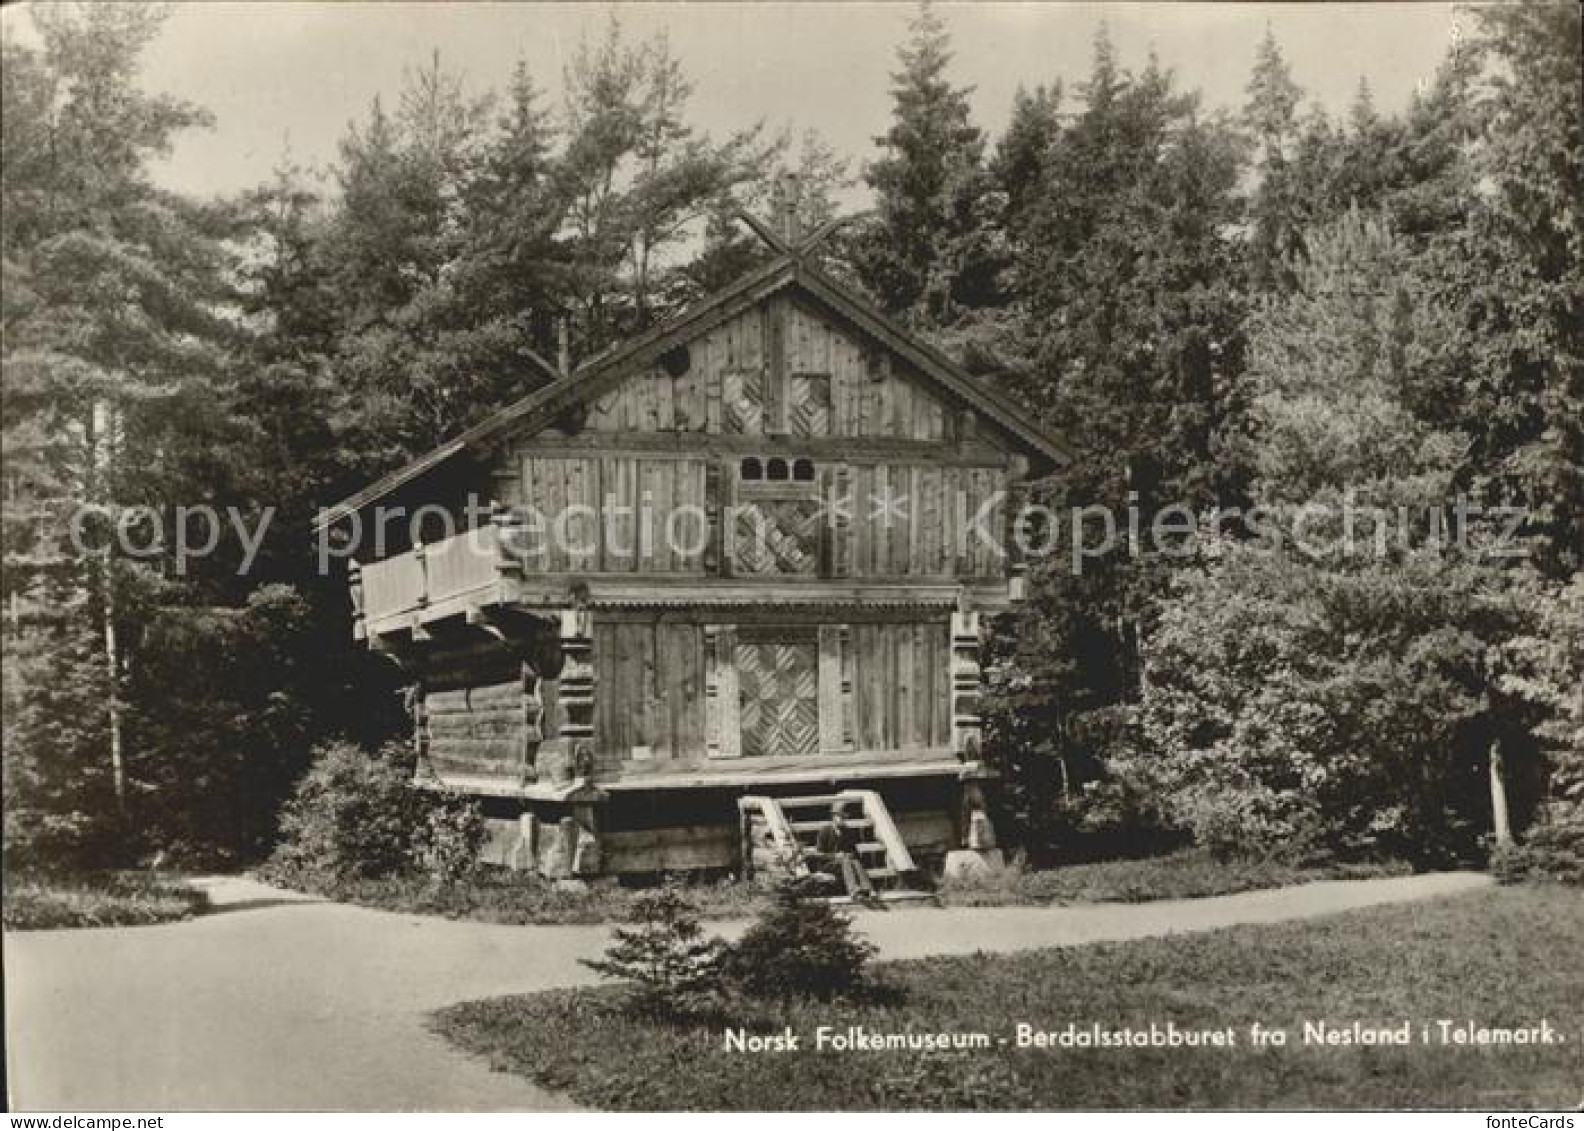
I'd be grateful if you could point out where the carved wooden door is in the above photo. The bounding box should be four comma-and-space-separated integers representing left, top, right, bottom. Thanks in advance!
735, 640, 819, 758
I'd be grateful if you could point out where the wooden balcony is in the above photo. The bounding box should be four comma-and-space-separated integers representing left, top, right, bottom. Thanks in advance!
349, 503, 1027, 644
351, 520, 523, 641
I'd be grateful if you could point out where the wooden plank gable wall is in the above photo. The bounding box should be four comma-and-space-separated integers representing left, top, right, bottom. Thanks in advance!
492, 299, 1011, 583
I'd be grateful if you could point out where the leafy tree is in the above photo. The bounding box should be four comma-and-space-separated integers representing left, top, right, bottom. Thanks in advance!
1014, 37, 1250, 515
1495, 575, 1584, 882
123, 585, 318, 861
233, 156, 339, 362
1130, 210, 1540, 866
1245, 210, 1464, 508
1129, 541, 1529, 865
453, 59, 564, 347
323, 57, 520, 465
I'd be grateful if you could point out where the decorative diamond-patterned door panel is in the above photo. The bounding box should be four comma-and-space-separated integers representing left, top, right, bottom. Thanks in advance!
788, 373, 832, 437
732, 498, 820, 575
736, 641, 819, 758
723, 369, 764, 434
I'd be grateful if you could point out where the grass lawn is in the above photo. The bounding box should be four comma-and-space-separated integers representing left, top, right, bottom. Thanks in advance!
937, 848, 1407, 906
2, 871, 209, 930
432, 885, 1582, 1110
268, 849, 1403, 925
261, 866, 768, 925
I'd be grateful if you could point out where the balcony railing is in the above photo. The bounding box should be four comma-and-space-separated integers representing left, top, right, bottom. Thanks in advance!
352, 520, 514, 638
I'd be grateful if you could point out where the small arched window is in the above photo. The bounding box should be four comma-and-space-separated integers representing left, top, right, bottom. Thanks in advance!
792, 458, 815, 482
740, 457, 763, 481
767, 457, 790, 481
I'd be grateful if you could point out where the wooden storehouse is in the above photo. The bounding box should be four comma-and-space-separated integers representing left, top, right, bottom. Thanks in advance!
317, 211, 1070, 886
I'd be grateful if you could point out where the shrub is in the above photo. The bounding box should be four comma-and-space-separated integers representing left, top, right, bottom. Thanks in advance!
267, 740, 425, 883
580, 883, 726, 1014
413, 795, 487, 887
1131, 543, 1516, 865
1517, 803, 1584, 884
1492, 803, 1584, 886
718, 874, 877, 1000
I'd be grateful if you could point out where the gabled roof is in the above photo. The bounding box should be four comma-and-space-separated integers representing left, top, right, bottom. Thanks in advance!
315, 255, 1071, 530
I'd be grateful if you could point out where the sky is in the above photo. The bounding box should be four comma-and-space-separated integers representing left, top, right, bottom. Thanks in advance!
1, 1, 1465, 202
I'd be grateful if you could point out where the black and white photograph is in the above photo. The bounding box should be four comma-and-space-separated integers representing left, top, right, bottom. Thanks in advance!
1, 0, 1580, 1116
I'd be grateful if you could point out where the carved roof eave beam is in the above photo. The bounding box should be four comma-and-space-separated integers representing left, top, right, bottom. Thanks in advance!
734, 208, 870, 262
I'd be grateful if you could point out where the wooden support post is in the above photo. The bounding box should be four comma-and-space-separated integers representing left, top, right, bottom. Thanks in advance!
704, 625, 741, 758
738, 805, 754, 882
514, 812, 539, 873
544, 815, 576, 879
818, 624, 855, 754
557, 607, 596, 779
348, 560, 365, 636
821, 463, 852, 579
571, 799, 602, 877
532, 606, 594, 784
407, 678, 433, 781
1005, 470, 1030, 601
962, 780, 998, 851
520, 660, 542, 786
950, 600, 983, 761
412, 539, 428, 608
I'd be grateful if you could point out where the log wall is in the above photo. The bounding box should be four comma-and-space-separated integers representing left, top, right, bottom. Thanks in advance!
418, 641, 539, 784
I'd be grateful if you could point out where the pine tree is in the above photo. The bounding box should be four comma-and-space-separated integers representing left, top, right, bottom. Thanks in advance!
2, 2, 235, 866
1242, 28, 1305, 293
858, 1, 1001, 326
557, 15, 773, 350
581, 884, 725, 1013
984, 31, 1252, 852
457, 58, 563, 333
1454, 2, 1584, 578
993, 82, 1063, 233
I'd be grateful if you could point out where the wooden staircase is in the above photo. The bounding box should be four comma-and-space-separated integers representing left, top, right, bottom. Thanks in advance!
737, 789, 932, 903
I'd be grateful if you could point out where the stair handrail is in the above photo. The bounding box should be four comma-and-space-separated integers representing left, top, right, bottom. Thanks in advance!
845, 789, 916, 876
738, 794, 809, 875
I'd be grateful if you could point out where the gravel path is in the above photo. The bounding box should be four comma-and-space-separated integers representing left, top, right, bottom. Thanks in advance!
4, 870, 1490, 1111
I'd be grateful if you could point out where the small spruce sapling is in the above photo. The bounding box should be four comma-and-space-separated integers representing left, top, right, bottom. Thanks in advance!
580, 882, 725, 1014
719, 873, 878, 1000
